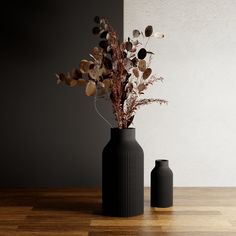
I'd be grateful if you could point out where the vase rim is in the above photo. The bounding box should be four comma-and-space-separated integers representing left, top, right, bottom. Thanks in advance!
155, 159, 169, 166
110, 127, 136, 140
111, 127, 135, 130
156, 159, 168, 162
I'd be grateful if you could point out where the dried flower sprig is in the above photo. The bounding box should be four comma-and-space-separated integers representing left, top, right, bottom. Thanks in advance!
56, 16, 167, 129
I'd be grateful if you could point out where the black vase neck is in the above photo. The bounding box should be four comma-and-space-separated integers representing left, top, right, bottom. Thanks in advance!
110, 128, 135, 141
155, 159, 169, 168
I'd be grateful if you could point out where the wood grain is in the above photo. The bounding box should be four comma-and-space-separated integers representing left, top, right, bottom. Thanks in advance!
0, 188, 236, 235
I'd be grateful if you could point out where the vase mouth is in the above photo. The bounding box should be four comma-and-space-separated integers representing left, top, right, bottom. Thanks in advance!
110, 127, 135, 140
111, 127, 135, 130
155, 159, 169, 167
156, 159, 168, 162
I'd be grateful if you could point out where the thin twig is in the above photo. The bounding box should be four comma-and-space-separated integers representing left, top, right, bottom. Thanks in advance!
94, 93, 113, 128
145, 36, 150, 48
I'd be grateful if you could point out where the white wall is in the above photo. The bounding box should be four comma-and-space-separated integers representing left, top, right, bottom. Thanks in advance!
124, 0, 236, 186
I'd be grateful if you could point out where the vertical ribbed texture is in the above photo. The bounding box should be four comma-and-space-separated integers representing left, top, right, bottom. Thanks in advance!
102, 128, 144, 217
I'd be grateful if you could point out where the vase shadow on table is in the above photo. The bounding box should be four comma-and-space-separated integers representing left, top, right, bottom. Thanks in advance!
0, 191, 102, 215
31, 197, 103, 215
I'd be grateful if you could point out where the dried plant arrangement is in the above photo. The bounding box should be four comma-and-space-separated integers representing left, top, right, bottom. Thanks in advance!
56, 16, 167, 129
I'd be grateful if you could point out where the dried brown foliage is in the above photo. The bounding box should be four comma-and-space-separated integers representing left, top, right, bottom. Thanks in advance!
56, 16, 167, 128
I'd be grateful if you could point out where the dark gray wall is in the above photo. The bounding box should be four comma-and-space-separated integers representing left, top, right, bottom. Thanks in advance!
0, 0, 123, 187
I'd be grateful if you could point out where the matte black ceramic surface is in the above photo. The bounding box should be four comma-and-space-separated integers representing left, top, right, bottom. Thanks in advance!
151, 159, 173, 207
102, 128, 144, 217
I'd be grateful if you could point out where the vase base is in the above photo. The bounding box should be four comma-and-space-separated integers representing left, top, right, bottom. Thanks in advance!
102, 209, 144, 217
151, 204, 173, 208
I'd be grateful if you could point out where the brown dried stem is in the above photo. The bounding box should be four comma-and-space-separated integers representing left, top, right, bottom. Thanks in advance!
105, 19, 127, 128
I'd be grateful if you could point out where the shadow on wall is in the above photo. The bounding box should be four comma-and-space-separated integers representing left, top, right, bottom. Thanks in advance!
0, 0, 123, 187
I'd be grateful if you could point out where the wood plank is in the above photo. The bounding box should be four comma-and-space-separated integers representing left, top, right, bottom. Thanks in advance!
0, 188, 236, 235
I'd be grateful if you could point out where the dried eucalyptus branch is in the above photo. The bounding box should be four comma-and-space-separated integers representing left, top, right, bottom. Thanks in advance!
56, 16, 167, 129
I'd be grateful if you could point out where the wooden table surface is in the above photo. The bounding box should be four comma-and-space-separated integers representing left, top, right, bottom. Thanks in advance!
0, 188, 236, 235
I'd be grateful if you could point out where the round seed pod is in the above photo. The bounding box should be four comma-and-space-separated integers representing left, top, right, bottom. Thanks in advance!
153, 32, 164, 38
145, 25, 153, 37
133, 29, 140, 38
85, 81, 96, 96
94, 16, 100, 24
80, 60, 91, 73
103, 57, 112, 70
99, 40, 108, 49
143, 68, 152, 80
125, 41, 133, 51
138, 48, 147, 59
131, 57, 138, 67
103, 79, 111, 90
100, 31, 108, 39
92, 27, 100, 35
92, 47, 102, 60
138, 83, 146, 92
77, 79, 87, 86
133, 68, 139, 78
138, 60, 146, 72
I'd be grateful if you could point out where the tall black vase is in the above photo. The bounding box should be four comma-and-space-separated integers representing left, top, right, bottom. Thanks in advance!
151, 159, 173, 207
102, 128, 144, 217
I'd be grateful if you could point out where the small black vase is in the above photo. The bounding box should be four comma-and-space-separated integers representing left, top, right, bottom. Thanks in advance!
151, 159, 173, 207
102, 128, 144, 217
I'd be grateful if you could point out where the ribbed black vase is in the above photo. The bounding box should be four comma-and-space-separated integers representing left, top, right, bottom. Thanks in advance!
151, 159, 173, 207
102, 128, 144, 217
